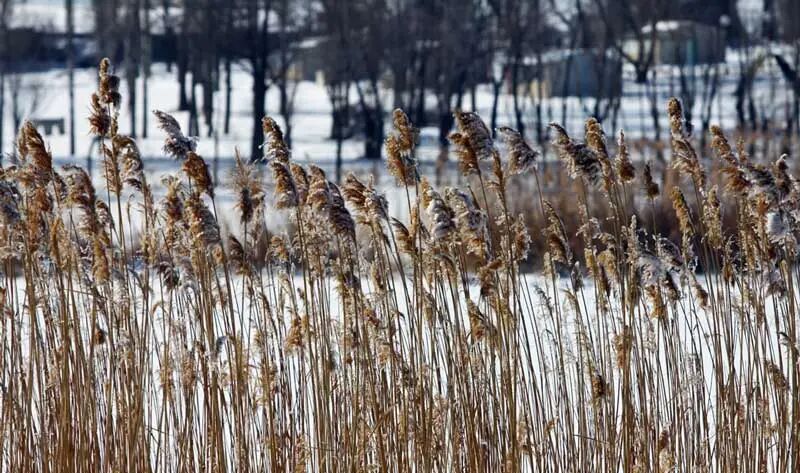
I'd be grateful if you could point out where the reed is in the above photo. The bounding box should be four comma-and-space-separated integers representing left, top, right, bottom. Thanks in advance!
0, 59, 798, 472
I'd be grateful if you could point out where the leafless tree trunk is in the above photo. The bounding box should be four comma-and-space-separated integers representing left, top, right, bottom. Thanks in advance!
189, 73, 199, 137
224, 58, 232, 135
250, 71, 266, 160
432, 0, 486, 147
412, 51, 428, 126
490, 0, 538, 138
548, 0, 581, 131
93, 0, 122, 64
177, 1, 190, 110
142, 0, 151, 138
243, 0, 273, 161
356, 80, 384, 160
489, 75, 502, 134
274, 0, 296, 148
593, 0, 667, 140
126, 0, 141, 137
699, 63, 720, 150
321, 0, 355, 179
198, 0, 220, 138
0, 0, 10, 161
328, 81, 350, 184
488, 22, 503, 135
221, 1, 233, 135
510, 53, 524, 137
66, 0, 76, 155
161, 0, 173, 72
647, 71, 660, 142
735, 47, 763, 131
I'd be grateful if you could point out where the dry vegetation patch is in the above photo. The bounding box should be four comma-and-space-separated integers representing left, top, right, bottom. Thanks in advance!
1, 59, 799, 472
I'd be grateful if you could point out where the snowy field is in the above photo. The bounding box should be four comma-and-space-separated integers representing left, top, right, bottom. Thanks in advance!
2, 45, 797, 167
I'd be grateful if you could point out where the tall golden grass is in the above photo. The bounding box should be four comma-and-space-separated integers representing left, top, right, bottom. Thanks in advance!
1, 59, 798, 472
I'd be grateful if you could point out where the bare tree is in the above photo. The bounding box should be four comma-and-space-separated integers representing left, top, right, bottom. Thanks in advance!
272, 0, 309, 148
384, 0, 415, 111
92, 0, 123, 62
486, 16, 505, 135
545, 0, 583, 129
353, 0, 389, 160
593, 0, 668, 82
0, 0, 11, 161
320, 0, 354, 181
578, 0, 623, 123
430, 0, 490, 147
672, 28, 722, 146
238, 0, 276, 161
199, 0, 223, 138
734, 45, 765, 131
220, 0, 235, 135
408, 9, 434, 127
698, 61, 721, 149
141, 0, 152, 138
321, 0, 391, 161
125, 0, 142, 136
592, 0, 669, 140
328, 79, 351, 184
176, 0, 191, 111
66, 0, 76, 155
489, 0, 541, 139
161, 0, 174, 73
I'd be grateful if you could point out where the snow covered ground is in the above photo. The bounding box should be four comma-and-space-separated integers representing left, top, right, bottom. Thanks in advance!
2, 53, 795, 163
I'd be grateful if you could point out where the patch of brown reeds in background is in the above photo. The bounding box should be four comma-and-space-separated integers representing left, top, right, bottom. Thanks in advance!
1, 59, 799, 472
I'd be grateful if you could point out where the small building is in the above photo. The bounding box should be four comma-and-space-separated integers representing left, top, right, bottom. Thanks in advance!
286, 36, 378, 85
625, 21, 726, 66
286, 36, 328, 83
521, 49, 622, 99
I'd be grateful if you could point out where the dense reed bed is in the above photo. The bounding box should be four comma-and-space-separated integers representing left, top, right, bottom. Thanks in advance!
1, 59, 798, 472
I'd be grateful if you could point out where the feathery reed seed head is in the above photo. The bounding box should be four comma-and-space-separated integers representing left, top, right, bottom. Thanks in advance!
497, 126, 538, 175
153, 110, 197, 159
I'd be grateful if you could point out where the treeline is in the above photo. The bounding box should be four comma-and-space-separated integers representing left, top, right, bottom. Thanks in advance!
1, 0, 800, 167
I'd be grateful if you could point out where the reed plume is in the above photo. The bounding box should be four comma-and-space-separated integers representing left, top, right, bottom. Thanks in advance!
386, 110, 419, 185
183, 151, 214, 198
262, 116, 290, 163
496, 126, 538, 176
667, 97, 706, 189
153, 110, 197, 159
549, 122, 603, 188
